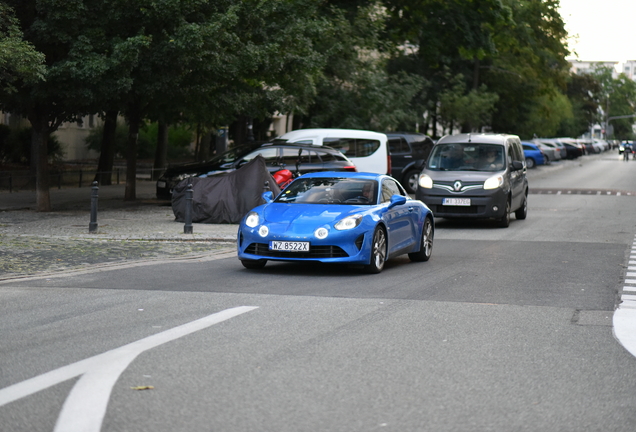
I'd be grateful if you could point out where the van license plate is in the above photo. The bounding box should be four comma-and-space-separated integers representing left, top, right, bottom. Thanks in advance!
270, 241, 310, 252
443, 198, 471, 206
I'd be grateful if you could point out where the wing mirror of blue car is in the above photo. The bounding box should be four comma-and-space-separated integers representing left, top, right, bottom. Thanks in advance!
262, 191, 274, 203
388, 194, 407, 208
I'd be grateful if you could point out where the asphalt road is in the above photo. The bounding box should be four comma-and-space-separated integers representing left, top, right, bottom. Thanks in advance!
1, 153, 636, 432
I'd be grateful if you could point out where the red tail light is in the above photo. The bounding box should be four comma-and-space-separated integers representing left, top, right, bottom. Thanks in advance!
344, 166, 358, 172
387, 154, 392, 175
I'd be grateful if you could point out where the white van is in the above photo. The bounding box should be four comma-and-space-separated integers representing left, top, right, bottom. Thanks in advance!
276, 129, 390, 175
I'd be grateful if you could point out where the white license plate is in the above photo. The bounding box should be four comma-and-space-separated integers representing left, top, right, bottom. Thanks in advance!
269, 241, 310, 252
157, 181, 166, 188
443, 198, 471, 206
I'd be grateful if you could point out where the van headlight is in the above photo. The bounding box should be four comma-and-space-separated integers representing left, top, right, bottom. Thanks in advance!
484, 175, 504, 190
418, 174, 433, 189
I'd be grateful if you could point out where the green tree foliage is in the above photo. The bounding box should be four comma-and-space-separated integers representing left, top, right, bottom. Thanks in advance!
382, 0, 511, 135
481, 0, 572, 137
1, 0, 148, 210
592, 67, 636, 139
439, 73, 499, 133
294, 2, 428, 131
557, 73, 601, 137
0, 3, 45, 93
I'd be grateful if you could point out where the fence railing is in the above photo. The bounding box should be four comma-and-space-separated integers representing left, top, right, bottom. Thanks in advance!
0, 166, 165, 193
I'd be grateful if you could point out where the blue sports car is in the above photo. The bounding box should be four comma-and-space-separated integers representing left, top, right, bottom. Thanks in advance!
237, 172, 434, 273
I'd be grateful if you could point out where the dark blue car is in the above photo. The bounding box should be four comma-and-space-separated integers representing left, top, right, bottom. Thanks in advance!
237, 172, 434, 273
522, 142, 545, 168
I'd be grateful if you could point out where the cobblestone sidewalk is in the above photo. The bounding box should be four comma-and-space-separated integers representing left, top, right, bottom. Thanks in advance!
0, 184, 239, 280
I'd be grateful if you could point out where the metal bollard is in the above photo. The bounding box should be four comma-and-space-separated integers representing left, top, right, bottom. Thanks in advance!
89, 181, 98, 233
184, 183, 193, 234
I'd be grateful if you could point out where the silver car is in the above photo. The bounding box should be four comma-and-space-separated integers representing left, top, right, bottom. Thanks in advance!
532, 140, 559, 163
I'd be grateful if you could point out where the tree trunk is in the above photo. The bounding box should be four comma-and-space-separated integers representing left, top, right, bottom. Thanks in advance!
199, 130, 212, 161
233, 116, 248, 145
153, 120, 168, 180
94, 110, 118, 185
28, 111, 51, 212
124, 114, 140, 201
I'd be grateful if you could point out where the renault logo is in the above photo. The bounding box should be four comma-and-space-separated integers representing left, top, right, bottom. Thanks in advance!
453, 181, 462, 192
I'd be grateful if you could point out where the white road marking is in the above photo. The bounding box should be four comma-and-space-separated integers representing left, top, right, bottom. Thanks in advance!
614, 240, 636, 359
0, 306, 258, 432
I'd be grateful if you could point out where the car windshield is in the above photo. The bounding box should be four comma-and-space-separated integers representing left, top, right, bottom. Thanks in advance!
208, 144, 263, 165
426, 143, 505, 172
275, 178, 377, 205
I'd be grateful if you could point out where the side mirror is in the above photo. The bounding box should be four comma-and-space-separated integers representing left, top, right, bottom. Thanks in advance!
512, 160, 524, 171
388, 194, 407, 208
262, 191, 274, 203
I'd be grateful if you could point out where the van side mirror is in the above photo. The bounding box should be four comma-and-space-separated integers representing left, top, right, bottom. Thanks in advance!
512, 161, 524, 171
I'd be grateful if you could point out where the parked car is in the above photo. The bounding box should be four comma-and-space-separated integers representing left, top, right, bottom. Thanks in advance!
580, 139, 596, 154
542, 138, 567, 159
275, 129, 390, 175
416, 133, 528, 228
522, 142, 546, 168
237, 172, 434, 273
532, 140, 561, 162
156, 142, 357, 199
593, 139, 610, 152
561, 141, 584, 159
386, 132, 435, 194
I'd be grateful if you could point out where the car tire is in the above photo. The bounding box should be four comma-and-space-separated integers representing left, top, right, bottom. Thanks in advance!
515, 193, 528, 220
364, 226, 387, 274
403, 169, 420, 195
409, 217, 433, 262
525, 157, 535, 169
497, 199, 511, 228
241, 259, 267, 269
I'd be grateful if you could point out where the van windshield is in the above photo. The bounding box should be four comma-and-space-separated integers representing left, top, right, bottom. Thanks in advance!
426, 143, 505, 172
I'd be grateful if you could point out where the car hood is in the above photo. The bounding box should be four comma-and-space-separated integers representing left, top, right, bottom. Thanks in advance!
423, 169, 503, 182
262, 203, 364, 226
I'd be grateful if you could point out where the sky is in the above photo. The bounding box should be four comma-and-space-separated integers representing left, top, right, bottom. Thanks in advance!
558, 0, 636, 63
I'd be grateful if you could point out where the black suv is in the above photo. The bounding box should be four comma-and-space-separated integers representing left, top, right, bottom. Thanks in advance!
156, 142, 357, 199
386, 132, 435, 194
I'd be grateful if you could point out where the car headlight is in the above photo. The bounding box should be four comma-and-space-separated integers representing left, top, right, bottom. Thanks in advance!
258, 225, 269, 237
484, 175, 504, 190
334, 215, 362, 231
418, 174, 433, 189
245, 212, 260, 228
314, 227, 329, 239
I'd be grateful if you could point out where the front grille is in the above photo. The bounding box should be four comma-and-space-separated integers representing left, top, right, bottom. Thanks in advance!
433, 205, 481, 214
245, 243, 349, 258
